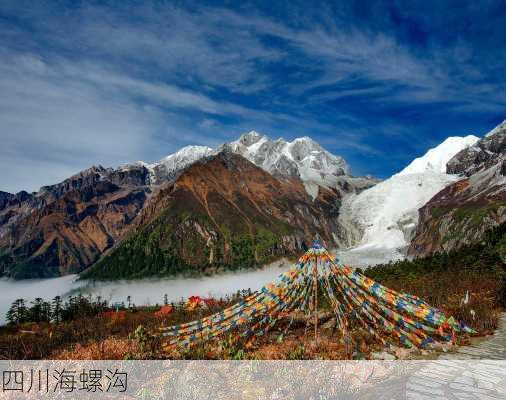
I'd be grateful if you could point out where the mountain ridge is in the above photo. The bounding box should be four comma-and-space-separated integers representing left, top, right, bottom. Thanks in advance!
81, 150, 345, 280
224, 131, 377, 199
3, 122, 504, 279
0, 132, 361, 279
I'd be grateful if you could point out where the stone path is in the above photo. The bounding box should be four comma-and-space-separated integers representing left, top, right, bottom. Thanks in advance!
401, 314, 506, 399
405, 360, 506, 399
439, 313, 506, 360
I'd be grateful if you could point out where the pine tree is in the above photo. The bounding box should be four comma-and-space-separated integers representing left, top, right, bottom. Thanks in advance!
41, 301, 51, 323
18, 299, 28, 323
7, 299, 28, 325
6, 301, 17, 325
63, 295, 77, 321
51, 296, 63, 323
29, 298, 44, 323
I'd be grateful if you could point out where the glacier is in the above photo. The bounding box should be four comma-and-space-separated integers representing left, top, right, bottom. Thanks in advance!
339, 134, 479, 266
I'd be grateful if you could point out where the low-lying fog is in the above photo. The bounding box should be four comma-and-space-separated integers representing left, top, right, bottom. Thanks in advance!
0, 259, 291, 325
0, 246, 399, 325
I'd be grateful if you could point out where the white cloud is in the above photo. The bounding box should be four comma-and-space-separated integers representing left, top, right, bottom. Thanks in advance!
0, 2, 504, 192
0, 54, 162, 192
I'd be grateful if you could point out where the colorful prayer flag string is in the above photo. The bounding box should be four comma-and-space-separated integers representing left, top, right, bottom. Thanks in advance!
160, 243, 474, 350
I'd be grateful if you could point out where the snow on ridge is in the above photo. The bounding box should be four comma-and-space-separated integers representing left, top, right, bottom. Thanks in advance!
123, 130, 365, 199
133, 145, 214, 185
132, 130, 346, 190
230, 130, 350, 197
397, 135, 479, 176
161, 145, 213, 160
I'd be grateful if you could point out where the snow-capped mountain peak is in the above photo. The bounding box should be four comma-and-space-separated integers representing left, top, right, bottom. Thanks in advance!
137, 145, 213, 185
229, 131, 352, 197
397, 135, 479, 176
237, 130, 265, 146
159, 145, 213, 162
127, 131, 373, 199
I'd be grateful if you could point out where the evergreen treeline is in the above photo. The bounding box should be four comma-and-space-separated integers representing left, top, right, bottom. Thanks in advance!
5, 295, 110, 325
80, 212, 285, 281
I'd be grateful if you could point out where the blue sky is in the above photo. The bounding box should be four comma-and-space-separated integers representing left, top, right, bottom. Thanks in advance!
1, 0, 505, 192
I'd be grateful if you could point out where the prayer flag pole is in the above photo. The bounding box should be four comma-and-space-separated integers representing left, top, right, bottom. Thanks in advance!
313, 237, 321, 343
313, 255, 318, 342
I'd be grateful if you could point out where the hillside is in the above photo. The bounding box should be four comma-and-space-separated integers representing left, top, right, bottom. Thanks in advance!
0, 132, 373, 280
0, 166, 151, 278
4, 224, 504, 360
366, 222, 506, 332
410, 121, 506, 256
81, 151, 344, 280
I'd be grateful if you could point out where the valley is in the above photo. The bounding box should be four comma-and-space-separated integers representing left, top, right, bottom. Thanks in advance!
2, 0, 506, 382
3, 122, 504, 281
1, 121, 506, 362
1, 222, 503, 360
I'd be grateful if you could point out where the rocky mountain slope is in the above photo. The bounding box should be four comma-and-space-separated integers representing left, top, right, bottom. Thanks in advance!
1, 132, 366, 279
409, 121, 506, 257
339, 135, 479, 264
81, 150, 344, 280
0, 155, 192, 279
0, 165, 151, 278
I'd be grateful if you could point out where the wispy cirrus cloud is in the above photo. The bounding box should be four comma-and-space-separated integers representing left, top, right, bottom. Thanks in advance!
0, 1, 505, 192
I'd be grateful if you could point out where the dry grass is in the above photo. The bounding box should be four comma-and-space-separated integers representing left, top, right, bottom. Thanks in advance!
371, 272, 502, 335
1, 272, 501, 360
53, 337, 140, 360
